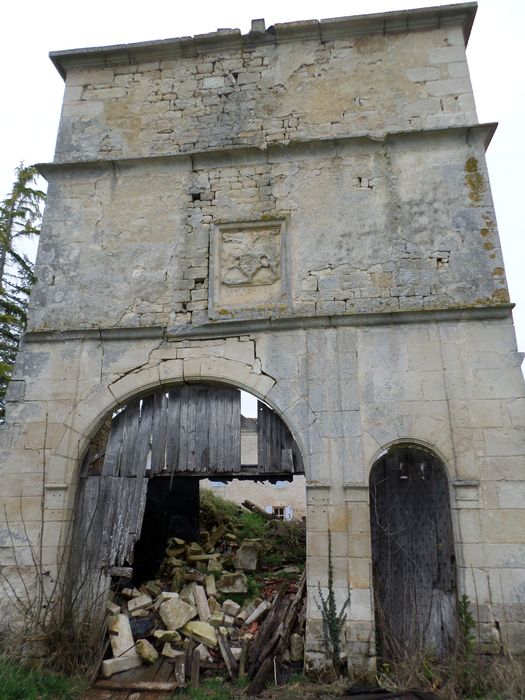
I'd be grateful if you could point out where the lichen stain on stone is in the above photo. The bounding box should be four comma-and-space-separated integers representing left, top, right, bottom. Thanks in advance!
492, 267, 505, 277
483, 241, 495, 251
464, 157, 485, 202
491, 288, 510, 304
480, 228, 490, 238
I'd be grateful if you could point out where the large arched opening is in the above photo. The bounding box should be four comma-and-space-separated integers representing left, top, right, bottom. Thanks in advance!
74, 381, 305, 586
69, 380, 307, 683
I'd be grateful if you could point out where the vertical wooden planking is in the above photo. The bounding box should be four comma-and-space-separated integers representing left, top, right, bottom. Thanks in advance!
193, 385, 210, 470
370, 447, 458, 659
257, 401, 269, 472
207, 386, 220, 470
101, 409, 126, 476
166, 387, 182, 474
134, 395, 155, 480
179, 385, 196, 471
150, 391, 168, 475
119, 400, 141, 477
210, 385, 240, 472
258, 401, 300, 473
122, 476, 149, 564
72, 475, 105, 572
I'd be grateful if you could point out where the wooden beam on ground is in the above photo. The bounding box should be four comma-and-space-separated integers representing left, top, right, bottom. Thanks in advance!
94, 680, 178, 692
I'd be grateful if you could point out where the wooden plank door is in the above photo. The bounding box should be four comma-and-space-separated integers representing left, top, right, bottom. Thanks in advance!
369, 447, 458, 659
257, 401, 303, 473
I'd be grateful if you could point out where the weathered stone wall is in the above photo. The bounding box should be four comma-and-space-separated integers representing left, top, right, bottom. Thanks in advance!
2, 319, 524, 658
54, 22, 476, 162
31, 128, 506, 331
1, 2, 524, 667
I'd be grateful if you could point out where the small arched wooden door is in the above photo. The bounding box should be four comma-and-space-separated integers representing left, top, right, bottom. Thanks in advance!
369, 445, 458, 659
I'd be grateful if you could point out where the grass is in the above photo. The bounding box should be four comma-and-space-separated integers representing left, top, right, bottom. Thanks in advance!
173, 676, 238, 699
199, 489, 305, 574
0, 655, 86, 700
199, 490, 267, 541
374, 651, 525, 699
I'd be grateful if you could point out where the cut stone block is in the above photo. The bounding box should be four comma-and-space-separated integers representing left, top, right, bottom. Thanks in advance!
107, 614, 136, 658
209, 611, 225, 627
167, 557, 185, 567
207, 558, 223, 574
234, 541, 259, 571
205, 574, 217, 596
194, 584, 211, 621
101, 654, 143, 677
159, 597, 198, 630
181, 620, 218, 648
290, 633, 304, 661
244, 600, 271, 626
208, 596, 221, 613
127, 593, 153, 613
195, 642, 213, 663
121, 587, 140, 598
218, 572, 247, 593
236, 609, 249, 624
154, 629, 182, 643
179, 583, 197, 605
153, 591, 179, 609
106, 601, 121, 615
162, 642, 184, 659
222, 599, 241, 617
109, 566, 134, 578
208, 524, 226, 547
187, 542, 203, 557
188, 553, 220, 562
144, 580, 162, 597
135, 638, 159, 664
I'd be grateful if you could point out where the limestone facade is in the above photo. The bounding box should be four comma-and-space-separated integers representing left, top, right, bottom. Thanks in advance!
1, 2, 524, 667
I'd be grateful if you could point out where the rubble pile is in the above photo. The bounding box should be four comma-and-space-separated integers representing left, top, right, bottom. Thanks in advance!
101, 499, 306, 693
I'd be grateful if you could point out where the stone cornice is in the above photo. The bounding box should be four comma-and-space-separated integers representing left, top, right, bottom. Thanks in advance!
36, 123, 496, 181
49, 3, 477, 80
23, 304, 513, 344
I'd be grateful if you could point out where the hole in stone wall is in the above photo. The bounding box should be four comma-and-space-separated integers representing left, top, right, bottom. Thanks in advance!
191, 192, 202, 202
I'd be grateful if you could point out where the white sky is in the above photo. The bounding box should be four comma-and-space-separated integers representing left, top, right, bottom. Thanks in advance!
1, 0, 523, 357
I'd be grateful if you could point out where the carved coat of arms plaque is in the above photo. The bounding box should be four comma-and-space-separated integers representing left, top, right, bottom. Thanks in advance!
210, 220, 286, 313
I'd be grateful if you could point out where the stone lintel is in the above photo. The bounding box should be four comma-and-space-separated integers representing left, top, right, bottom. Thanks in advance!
36, 123, 498, 181
23, 305, 514, 344
49, 3, 477, 80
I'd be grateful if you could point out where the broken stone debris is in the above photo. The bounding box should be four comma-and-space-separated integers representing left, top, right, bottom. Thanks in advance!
101, 517, 306, 692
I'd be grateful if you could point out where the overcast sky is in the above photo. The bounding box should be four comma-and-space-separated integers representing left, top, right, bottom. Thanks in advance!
2, 0, 523, 357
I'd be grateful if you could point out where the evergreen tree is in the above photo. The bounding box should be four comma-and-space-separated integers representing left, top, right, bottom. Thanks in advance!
0, 165, 45, 421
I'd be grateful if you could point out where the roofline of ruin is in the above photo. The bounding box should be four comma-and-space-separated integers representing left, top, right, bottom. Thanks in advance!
49, 2, 477, 80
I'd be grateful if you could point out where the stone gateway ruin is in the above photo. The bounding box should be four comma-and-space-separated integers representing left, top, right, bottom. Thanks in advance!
1, 1, 525, 677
